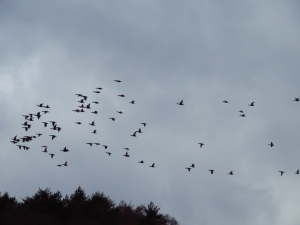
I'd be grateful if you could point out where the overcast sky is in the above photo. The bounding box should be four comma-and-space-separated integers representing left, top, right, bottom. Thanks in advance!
1, 1, 300, 224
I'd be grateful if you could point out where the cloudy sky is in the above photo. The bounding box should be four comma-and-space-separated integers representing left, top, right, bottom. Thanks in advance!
1, 0, 300, 224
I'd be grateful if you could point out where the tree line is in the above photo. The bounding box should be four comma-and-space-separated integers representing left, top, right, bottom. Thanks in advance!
0, 186, 179, 225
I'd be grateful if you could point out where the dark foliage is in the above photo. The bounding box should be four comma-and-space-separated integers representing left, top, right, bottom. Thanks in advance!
0, 187, 179, 225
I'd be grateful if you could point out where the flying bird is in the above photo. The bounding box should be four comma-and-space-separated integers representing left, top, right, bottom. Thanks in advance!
269, 142, 274, 147
116, 111, 123, 114
198, 143, 204, 148
124, 148, 130, 150
222, 100, 228, 103
190, 164, 195, 168
75, 122, 81, 125
137, 128, 142, 133
123, 152, 130, 157
228, 171, 234, 175
294, 98, 299, 102
91, 111, 98, 114
49, 153, 55, 158
61, 146, 69, 152
86, 143, 93, 147
50, 135, 57, 140
149, 163, 155, 168
130, 100, 135, 104
118, 94, 125, 97
92, 101, 99, 104
114, 80, 121, 82
93, 91, 101, 93
295, 169, 299, 174
248, 102, 255, 106
92, 130, 97, 134
89, 121, 95, 126
141, 123, 147, 127
138, 160, 144, 164
130, 131, 137, 137
279, 171, 285, 176
102, 145, 108, 149
63, 161, 68, 166
106, 152, 112, 156
177, 100, 184, 105
239, 114, 246, 117
109, 118, 115, 121
208, 170, 214, 174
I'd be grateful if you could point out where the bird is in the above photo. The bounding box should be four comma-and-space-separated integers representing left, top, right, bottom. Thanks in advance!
89, 121, 95, 126
124, 148, 130, 150
78, 104, 85, 108
57, 164, 62, 167
63, 161, 68, 166
42, 122, 48, 127
269, 142, 274, 147
92, 130, 97, 134
106, 152, 112, 156
114, 80, 121, 82
61, 146, 69, 152
177, 100, 184, 105
130, 100, 135, 104
130, 131, 137, 137
239, 110, 244, 113
50, 121, 56, 126
279, 171, 285, 176
16, 145, 22, 149
44, 105, 50, 108
228, 171, 234, 175
118, 94, 125, 97
239, 114, 246, 117
86, 143, 93, 147
75, 122, 81, 125
248, 102, 255, 106
50, 135, 57, 140
78, 99, 85, 103
186, 168, 191, 172
86, 103, 91, 109
73, 109, 80, 113
91, 111, 98, 114
116, 111, 123, 114
36, 133, 42, 137
123, 152, 130, 157
49, 153, 55, 158
109, 118, 115, 121
137, 128, 142, 133
208, 170, 214, 174
190, 164, 195, 168
57, 127, 62, 132
295, 169, 299, 174
76, 94, 83, 97
141, 123, 147, 127
96, 87, 102, 90
294, 98, 299, 102
41, 146, 47, 148
37, 103, 44, 107
42, 111, 49, 114
92, 101, 99, 104
94, 143, 100, 145
80, 109, 85, 112
222, 100, 228, 103
42, 148, 48, 153
102, 145, 108, 149
149, 163, 155, 168
198, 143, 204, 148
93, 91, 101, 93
138, 160, 144, 163
82, 96, 88, 101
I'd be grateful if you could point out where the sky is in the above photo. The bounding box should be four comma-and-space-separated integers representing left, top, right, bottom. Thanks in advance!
1, 0, 300, 224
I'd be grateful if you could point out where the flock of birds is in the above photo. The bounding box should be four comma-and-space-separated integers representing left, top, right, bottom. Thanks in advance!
9, 81, 300, 176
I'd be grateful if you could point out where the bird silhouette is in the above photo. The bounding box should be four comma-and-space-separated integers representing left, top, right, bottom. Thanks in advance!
248, 102, 255, 106
123, 152, 130, 157
124, 148, 130, 150
93, 91, 101, 93
92, 101, 99, 104
130, 131, 137, 137
130, 100, 135, 104
102, 145, 108, 149
92, 130, 97, 134
61, 146, 69, 152
36, 133, 42, 137
49, 153, 55, 158
63, 161, 68, 166
279, 171, 285, 176
208, 170, 214, 174
114, 80, 121, 82
239, 110, 244, 113
149, 163, 155, 168
109, 118, 115, 121
269, 142, 274, 147
228, 171, 234, 175
190, 164, 195, 168
89, 121, 95, 126
86, 143, 93, 147
37, 103, 44, 107
50, 135, 56, 140
198, 143, 204, 148
294, 98, 299, 102
295, 169, 299, 174
137, 128, 142, 133
239, 114, 246, 117
42, 148, 48, 153
222, 100, 228, 103
177, 100, 184, 105
186, 168, 191, 172
116, 111, 123, 114
141, 123, 147, 127
91, 111, 98, 114
106, 152, 112, 156
138, 160, 144, 163
118, 94, 125, 97
75, 122, 81, 125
